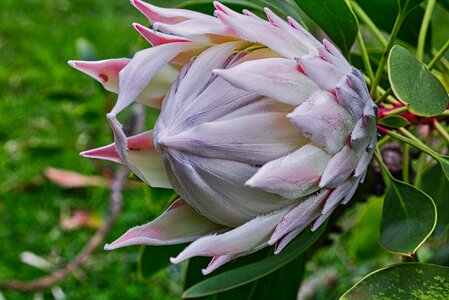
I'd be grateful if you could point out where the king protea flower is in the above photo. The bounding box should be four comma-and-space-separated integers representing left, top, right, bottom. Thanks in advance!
69, 0, 377, 274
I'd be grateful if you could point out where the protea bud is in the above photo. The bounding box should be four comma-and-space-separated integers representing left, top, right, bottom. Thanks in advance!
70, 0, 377, 274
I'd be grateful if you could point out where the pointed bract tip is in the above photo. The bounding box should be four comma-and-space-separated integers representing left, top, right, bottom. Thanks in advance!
130, 0, 141, 7
213, 1, 230, 14
133, 22, 143, 30
273, 247, 282, 255
169, 256, 180, 264
267, 238, 276, 246
201, 268, 210, 276
67, 60, 76, 68
310, 222, 320, 232
211, 68, 226, 77
106, 112, 116, 120
104, 243, 113, 251
243, 176, 257, 188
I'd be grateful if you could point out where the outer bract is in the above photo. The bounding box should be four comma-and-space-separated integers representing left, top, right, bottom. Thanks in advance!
70, 0, 377, 275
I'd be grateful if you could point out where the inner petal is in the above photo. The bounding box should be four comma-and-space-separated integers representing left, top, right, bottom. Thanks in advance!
163, 150, 291, 227
158, 112, 307, 165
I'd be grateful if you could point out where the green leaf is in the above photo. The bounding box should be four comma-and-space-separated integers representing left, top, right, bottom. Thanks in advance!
398, 0, 425, 13
293, 0, 358, 55
378, 115, 411, 128
380, 177, 437, 256
344, 197, 385, 261
211, 254, 305, 300
388, 45, 449, 117
356, 0, 431, 50
182, 224, 326, 298
138, 243, 188, 279
436, 156, 449, 182
340, 263, 449, 299
420, 165, 449, 238
440, 0, 449, 10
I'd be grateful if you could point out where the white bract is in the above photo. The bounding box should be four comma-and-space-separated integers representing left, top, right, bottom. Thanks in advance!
69, 0, 377, 274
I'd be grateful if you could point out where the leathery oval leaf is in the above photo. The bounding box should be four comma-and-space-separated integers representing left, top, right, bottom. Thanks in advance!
378, 115, 410, 128
340, 263, 449, 299
380, 178, 437, 256
388, 45, 449, 117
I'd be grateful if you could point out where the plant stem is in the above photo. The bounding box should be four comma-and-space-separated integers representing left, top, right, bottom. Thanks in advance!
402, 143, 410, 182
369, 11, 406, 98
386, 129, 440, 159
433, 120, 449, 144
375, 87, 393, 104
377, 135, 391, 148
383, 105, 408, 116
414, 132, 434, 187
416, 0, 436, 61
357, 31, 374, 83
374, 146, 393, 187
351, 1, 387, 47
428, 39, 449, 70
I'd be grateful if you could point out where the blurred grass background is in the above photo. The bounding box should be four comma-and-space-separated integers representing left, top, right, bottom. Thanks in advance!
0, 0, 181, 298
1, 0, 447, 299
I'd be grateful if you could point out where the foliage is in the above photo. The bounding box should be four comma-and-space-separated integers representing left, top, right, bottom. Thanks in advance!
2, 0, 449, 299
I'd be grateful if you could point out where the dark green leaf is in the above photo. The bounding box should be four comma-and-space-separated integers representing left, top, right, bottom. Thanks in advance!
183, 256, 214, 296
436, 156, 449, 183
380, 178, 437, 255
182, 224, 326, 298
378, 115, 411, 128
388, 45, 449, 117
213, 254, 305, 300
356, 0, 431, 49
182, 248, 272, 297
294, 0, 358, 55
440, 0, 449, 10
420, 165, 449, 238
344, 197, 385, 261
398, 0, 425, 13
138, 244, 188, 279
340, 263, 449, 299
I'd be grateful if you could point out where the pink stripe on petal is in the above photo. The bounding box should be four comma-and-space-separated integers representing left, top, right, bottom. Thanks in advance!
287, 16, 322, 48
318, 39, 351, 72
131, 0, 210, 24
214, 4, 314, 58
80, 143, 123, 164
133, 23, 191, 46
104, 198, 224, 250
68, 58, 129, 93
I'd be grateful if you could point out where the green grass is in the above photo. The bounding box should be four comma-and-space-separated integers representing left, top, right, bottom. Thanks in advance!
0, 0, 180, 298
